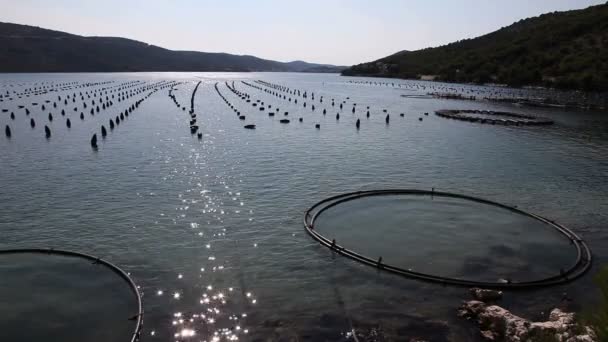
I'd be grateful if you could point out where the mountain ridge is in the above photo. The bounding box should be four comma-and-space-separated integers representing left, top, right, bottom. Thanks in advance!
342, 3, 608, 91
0, 22, 347, 73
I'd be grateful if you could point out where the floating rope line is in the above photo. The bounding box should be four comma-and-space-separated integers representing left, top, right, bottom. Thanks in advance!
190, 81, 202, 114
0, 248, 143, 342
304, 189, 592, 289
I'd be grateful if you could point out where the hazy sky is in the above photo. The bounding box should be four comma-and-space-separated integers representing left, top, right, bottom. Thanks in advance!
1, 0, 605, 65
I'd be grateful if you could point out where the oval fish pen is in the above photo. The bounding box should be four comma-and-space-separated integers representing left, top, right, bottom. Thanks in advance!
0, 248, 143, 342
435, 109, 554, 126
304, 190, 591, 289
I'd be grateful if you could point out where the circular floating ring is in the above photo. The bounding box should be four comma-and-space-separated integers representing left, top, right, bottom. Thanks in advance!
303, 189, 591, 289
435, 109, 554, 126
0, 248, 143, 342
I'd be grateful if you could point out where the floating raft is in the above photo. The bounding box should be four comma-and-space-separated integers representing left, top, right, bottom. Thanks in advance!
435, 109, 554, 126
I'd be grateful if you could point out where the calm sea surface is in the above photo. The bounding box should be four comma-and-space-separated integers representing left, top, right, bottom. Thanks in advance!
0, 72, 607, 341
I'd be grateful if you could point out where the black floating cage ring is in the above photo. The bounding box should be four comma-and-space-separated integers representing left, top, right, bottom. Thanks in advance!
0, 248, 143, 342
303, 189, 592, 289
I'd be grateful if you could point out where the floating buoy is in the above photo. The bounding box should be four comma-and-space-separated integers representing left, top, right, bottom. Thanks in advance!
101, 125, 107, 137
44, 125, 51, 138
91, 134, 98, 148
5, 125, 11, 138
66, 118, 71, 128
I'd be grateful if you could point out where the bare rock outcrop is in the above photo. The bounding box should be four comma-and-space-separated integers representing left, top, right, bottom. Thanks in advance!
458, 300, 597, 341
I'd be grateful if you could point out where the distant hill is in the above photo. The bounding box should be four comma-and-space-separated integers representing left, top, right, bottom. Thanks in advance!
342, 3, 608, 91
0, 22, 346, 73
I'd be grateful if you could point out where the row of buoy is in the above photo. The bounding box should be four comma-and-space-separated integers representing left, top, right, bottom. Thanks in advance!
241, 80, 425, 131
3, 80, 175, 145
91, 84, 167, 149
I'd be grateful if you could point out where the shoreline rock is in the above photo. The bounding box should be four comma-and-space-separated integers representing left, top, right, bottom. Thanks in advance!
458, 300, 597, 341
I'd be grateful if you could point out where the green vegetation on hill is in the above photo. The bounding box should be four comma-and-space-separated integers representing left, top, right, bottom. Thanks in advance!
342, 3, 608, 91
0, 22, 346, 73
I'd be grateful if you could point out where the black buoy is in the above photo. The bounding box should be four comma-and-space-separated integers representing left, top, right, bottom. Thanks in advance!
101, 125, 107, 137
44, 125, 51, 138
66, 118, 71, 128
385, 114, 390, 124
91, 134, 98, 149
30, 118, 35, 128
5, 125, 11, 138
356, 118, 360, 129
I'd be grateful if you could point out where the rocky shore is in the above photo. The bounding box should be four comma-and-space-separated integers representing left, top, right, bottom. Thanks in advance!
459, 288, 597, 342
